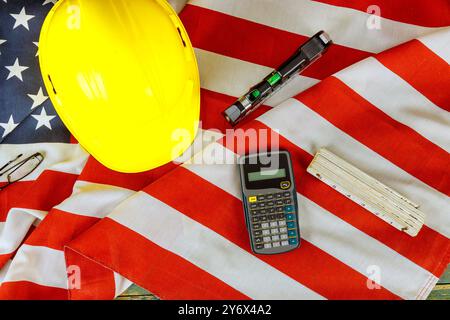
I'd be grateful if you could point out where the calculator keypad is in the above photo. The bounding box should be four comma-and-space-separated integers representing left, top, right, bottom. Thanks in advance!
248, 191, 299, 253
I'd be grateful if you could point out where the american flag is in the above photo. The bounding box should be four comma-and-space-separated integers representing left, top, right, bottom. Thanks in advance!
0, 0, 449, 299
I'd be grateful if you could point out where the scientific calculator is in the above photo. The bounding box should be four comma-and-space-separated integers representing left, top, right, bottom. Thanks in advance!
238, 150, 301, 254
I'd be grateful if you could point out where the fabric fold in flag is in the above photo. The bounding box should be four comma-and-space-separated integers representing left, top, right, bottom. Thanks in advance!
63, 27, 450, 300
0, 0, 449, 300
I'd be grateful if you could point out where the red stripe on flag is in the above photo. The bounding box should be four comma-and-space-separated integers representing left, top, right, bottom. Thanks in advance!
181, 4, 371, 80
145, 167, 399, 299
0, 170, 78, 222
296, 76, 450, 196
0, 181, 33, 221
0, 281, 68, 300
376, 39, 450, 112
25, 209, 100, 251
222, 121, 450, 276
69, 135, 78, 144
65, 247, 116, 300
312, 0, 450, 27
67, 218, 250, 300
0, 254, 12, 270
17, 170, 78, 211
77, 157, 176, 192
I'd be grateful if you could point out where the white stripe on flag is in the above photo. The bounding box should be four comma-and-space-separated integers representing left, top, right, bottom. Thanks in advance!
0, 209, 46, 255
297, 194, 438, 300
109, 192, 325, 300
418, 27, 450, 63
2, 245, 68, 289
258, 98, 450, 237
196, 48, 319, 103
189, 0, 444, 53
54, 181, 136, 218
113, 272, 133, 298
334, 57, 450, 152
0, 143, 88, 182
0, 260, 12, 285
184, 143, 438, 300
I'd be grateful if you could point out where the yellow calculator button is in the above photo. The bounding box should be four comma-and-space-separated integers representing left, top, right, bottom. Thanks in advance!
280, 181, 291, 189
249, 196, 257, 203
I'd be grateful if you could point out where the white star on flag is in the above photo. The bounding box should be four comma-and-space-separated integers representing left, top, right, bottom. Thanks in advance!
10, 6, 35, 31
43, 0, 58, 5
0, 39, 6, 55
33, 41, 39, 56
28, 87, 48, 109
5, 58, 29, 81
0, 115, 19, 138
32, 107, 56, 130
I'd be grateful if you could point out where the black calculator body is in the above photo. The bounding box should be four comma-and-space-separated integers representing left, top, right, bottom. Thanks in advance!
238, 150, 300, 254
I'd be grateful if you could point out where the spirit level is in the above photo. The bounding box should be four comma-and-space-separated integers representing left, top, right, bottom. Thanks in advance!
223, 31, 332, 126
307, 149, 425, 237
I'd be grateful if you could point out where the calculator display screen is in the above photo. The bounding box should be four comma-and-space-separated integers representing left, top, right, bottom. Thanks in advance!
248, 168, 286, 182
241, 152, 292, 190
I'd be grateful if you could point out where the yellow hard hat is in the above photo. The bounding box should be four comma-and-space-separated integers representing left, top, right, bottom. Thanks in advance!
39, 0, 200, 173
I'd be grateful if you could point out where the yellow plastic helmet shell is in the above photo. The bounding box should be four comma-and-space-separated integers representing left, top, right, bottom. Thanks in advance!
39, 0, 200, 173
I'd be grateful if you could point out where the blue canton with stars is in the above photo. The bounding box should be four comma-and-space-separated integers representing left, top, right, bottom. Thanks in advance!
0, 0, 70, 144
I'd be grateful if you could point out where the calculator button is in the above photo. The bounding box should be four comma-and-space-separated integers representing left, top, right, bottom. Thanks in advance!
279, 220, 286, 226
264, 243, 272, 249
257, 195, 265, 201
279, 227, 287, 233
283, 192, 291, 197
280, 234, 288, 240
262, 229, 270, 236
260, 216, 268, 222
287, 221, 296, 229
249, 196, 257, 203
276, 206, 284, 212
271, 235, 280, 241
258, 202, 266, 208
263, 236, 271, 242
255, 237, 263, 243
280, 181, 291, 189
266, 201, 275, 207
268, 208, 276, 213
288, 230, 297, 237
281, 240, 289, 246
275, 193, 283, 198
251, 210, 259, 216
285, 205, 294, 212
261, 223, 269, 229
276, 213, 284, 219
289, 238, 298, 245
285, 214, 295, 221
253, 223, 261, 229
254, 230, 262, 236
256, 244, 264, 250
270, 221, 278, 228
276, 200, 283, 206
266, 194, 274, 200
250, 203, 257, 209
252, 217, 260, 222
271, 228, 279, 234
260, 209, 267, 214
284, 199, 292, 204
272, 242, 281, 247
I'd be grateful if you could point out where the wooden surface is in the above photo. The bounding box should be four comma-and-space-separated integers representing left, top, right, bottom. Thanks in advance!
117, 264, 450, 300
